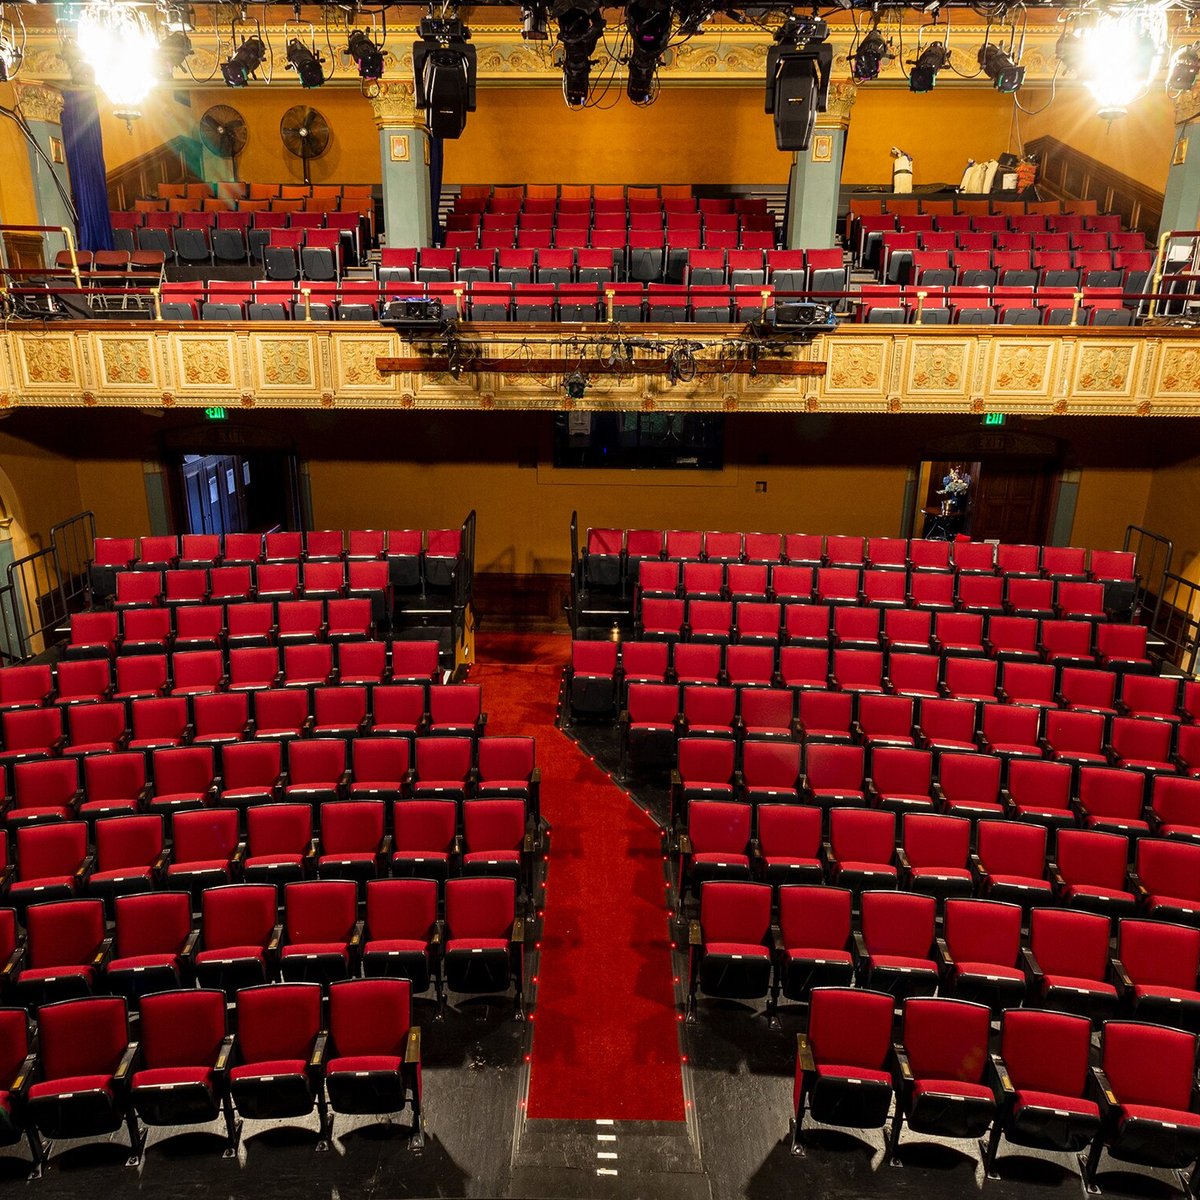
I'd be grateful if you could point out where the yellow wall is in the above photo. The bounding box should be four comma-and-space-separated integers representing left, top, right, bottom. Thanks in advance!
75, 459, 152, 541
0, 84, 39, 226
0, 429, 84, 558
1070, 467, 1152, 552
1018, 84, 1176, 194
842, 87, 1018, 185
1143, 454, 1200, 585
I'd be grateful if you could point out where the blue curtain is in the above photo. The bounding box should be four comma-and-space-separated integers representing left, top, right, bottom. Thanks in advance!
428, 134, 444, 246
60, 89, 112, 252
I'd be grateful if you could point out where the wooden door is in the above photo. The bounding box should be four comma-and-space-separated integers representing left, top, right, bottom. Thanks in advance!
969, 463, 1055, 544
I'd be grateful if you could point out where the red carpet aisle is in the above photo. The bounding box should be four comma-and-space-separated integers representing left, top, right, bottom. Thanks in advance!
471, 632, 686, 1122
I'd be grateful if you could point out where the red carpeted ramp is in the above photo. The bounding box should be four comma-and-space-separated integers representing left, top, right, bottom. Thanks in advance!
472, 633, 685, 1122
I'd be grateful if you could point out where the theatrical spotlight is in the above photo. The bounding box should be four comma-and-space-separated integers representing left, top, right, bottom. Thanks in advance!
346, 29, 384, 81
979, 42, 1024, 93
625, 0, 671, 106
764, 14, 832, 152
221, 35, 266, 86
413, 17, 477, 139
563, 370, 589, 399
909, 41, 950, 92
850, 25, 890, 82
1169, 42, 1200, 93
158, 30, 193, 75
521, 3, 549, 40
286, 38, 325, 88
553, 2, 605, 109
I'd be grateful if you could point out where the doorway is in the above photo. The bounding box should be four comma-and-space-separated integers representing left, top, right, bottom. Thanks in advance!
173, 451, 301, 535
913, 430, 1065, 545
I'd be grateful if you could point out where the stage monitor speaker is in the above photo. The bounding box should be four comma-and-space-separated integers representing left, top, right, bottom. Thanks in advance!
771, 58, 819, 152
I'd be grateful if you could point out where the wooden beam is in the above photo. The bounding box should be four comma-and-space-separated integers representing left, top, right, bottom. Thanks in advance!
375, 357, 828, 377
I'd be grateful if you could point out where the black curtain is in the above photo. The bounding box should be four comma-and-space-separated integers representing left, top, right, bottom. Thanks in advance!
428, 133, 444, 246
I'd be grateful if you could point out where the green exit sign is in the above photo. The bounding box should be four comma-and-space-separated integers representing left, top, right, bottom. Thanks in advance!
983, 412, 1006, 427
203, 407, 227, 421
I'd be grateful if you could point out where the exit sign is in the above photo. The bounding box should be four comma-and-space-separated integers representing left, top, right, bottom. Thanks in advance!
982, 412, 1006, 426
203, 407, 227, 421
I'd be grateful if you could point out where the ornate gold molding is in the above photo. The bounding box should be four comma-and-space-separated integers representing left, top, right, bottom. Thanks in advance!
15, 82, 64, 125
1, 323, 1199, 415
14, 20, 1089, 89
816, 80, 857, 129
368, 79, 424, 129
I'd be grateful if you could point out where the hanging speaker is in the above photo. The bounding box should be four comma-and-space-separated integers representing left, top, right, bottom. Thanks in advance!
770, 57, 819, 152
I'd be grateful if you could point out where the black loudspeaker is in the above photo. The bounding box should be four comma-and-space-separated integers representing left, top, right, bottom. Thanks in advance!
771, 57, 819, 152
420, 49, 474, 139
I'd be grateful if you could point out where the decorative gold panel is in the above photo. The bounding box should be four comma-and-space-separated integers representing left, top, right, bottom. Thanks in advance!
3, 323, 1200, 415
15, 335, 81, 391
93, 334, 160, 392
986, 339, 1059, 397
172, 334, 240, 395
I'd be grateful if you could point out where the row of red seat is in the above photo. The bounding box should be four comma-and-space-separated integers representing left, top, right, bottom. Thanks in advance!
66, 604, 399, 660
570, 630, 1156, 700
636, 580, 1117, 626
669, 726, 1200, 824
632, 689, 1196, 797
0, 726, 531, 824
106, 570, 387, 612
689, 882, 1200, 1181
581, 528, 1137, 578
0, 975, 427, 1169
94, 529, 461, 568
0, 680, 484, 771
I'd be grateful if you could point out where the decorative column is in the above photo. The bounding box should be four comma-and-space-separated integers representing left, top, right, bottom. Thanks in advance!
369, 81, 433, 249
14, 84, 71, 233
1160, 88, 1200, 239
786, 81, 856, 251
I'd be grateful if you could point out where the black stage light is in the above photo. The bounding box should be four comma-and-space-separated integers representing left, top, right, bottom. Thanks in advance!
286, 38, 325, 88
563, 371, 588, 399
413, 18, 477, 138
850, 27, 890, 82
909, 41, 950, 92
625, 1, 671, 105
222, 36, 266, 86
1169, 42, 1200, 92
764, 15, 832, 152
347, 29, 383, 81
554, 4, 605, 108
979, 42, 1024, 92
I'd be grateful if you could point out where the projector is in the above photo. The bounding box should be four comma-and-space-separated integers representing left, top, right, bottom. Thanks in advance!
381, 296, 451, 333
772, 301, 837, 331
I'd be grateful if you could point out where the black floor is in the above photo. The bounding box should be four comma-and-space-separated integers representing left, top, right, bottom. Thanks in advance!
4, 708, 1197, 1200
